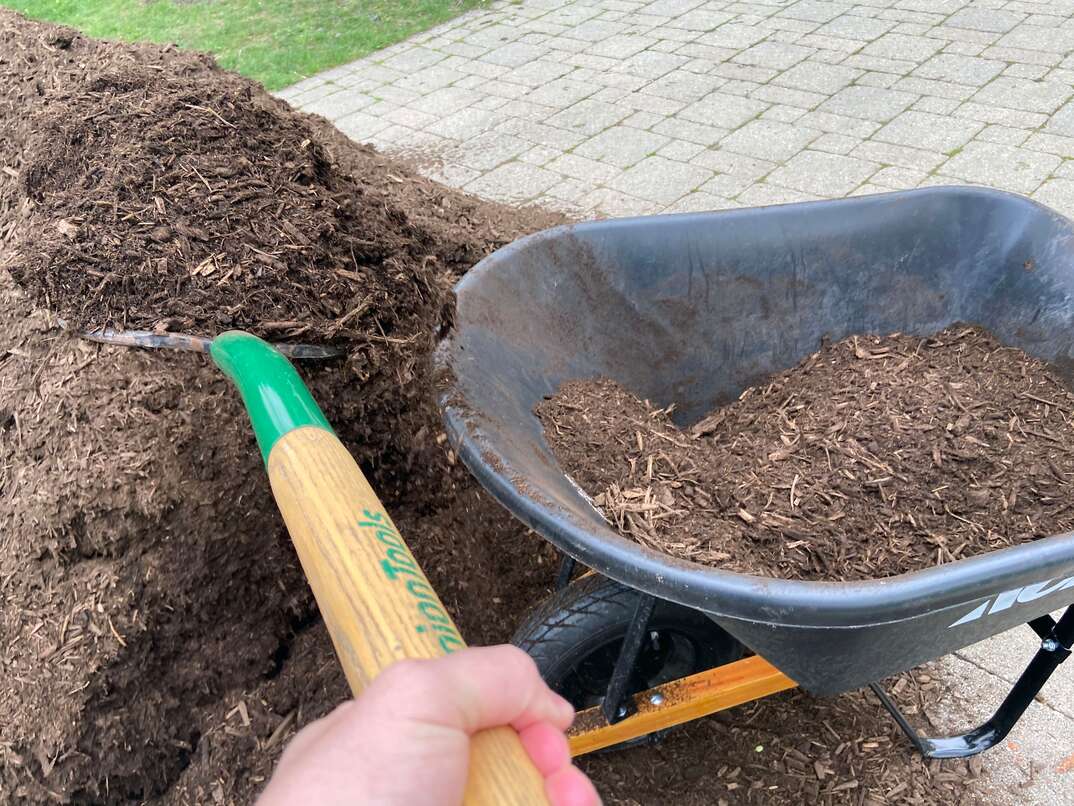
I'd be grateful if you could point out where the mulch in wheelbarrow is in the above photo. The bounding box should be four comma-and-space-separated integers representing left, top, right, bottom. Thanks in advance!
539, 325, 1074, 581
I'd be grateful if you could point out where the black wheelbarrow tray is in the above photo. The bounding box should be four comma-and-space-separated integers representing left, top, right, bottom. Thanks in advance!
436, 186, 1074, 758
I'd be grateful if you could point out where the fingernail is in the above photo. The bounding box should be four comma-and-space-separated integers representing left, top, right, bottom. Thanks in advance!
553, 693, 575, 722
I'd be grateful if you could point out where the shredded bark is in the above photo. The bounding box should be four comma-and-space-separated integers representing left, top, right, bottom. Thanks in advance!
539, 326, 1074, 581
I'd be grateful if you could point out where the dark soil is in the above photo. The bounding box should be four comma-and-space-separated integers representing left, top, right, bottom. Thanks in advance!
538, 326, 1074, 581
0, 10, 991, 806
0, 10, 559, 803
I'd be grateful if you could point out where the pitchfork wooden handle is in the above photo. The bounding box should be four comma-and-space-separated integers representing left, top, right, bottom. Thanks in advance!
212, 331, 549, 806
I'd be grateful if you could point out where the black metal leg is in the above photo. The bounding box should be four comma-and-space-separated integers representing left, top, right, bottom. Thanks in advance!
601, 593, 656, 725
555, 554, 577, 591
874, 606, 1074, 759
1028, 614, 1057, 640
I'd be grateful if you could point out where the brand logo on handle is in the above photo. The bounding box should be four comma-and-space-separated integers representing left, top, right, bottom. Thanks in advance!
949, 575, 1074, 627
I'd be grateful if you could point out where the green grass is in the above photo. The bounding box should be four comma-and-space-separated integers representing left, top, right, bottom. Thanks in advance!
2, 0, 487, 90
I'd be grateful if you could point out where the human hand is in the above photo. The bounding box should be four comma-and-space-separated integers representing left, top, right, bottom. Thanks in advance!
257, 644, 601, 806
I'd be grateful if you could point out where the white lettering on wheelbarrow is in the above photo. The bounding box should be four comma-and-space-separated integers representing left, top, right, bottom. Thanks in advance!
949, 575, 1074, 627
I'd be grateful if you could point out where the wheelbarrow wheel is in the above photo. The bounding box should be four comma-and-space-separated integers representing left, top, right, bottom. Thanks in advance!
512, 573, 743, 712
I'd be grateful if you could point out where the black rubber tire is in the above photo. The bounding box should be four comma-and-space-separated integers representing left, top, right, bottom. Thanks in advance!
512, 574, 743, 710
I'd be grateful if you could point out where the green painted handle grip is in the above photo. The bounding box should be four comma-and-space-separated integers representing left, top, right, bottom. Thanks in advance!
210, 331, 333, 463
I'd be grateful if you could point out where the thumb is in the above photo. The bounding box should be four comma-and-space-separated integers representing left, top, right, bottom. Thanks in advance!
360, 645, 575, 735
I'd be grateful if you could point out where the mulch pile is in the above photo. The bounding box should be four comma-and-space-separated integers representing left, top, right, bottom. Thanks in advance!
0, 10, 997, 806
0, 11, 560, 803
539, 326, 1074, 581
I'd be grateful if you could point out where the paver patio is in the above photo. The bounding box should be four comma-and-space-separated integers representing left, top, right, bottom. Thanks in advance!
280, 0, 1074, 220
281, 1, 1074, 802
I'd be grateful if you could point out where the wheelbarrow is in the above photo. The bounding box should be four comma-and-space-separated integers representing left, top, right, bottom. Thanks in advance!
435, 186, 1074, 759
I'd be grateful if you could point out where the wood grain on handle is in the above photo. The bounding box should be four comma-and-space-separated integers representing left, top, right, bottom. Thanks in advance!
267, 426, 549, 805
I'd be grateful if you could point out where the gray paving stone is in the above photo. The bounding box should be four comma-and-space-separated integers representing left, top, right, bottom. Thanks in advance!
954, 101, 1048, 130
732, 41, 815, 70
335, 110, 392, 140
285, 75, 327, 95
938, 140, 1060, 193
579, 186, 654, 216
1033, 177, 1074, 218
657, 138, 705, 161
894, 75, 975, 102
870, 165, 928, 190
852, 140, 944, 172
943, 41, 987, 58
814, 14, 895, 42
652, 116, 729, 146
796, 32, 865, 54
518, 143, 560, 165
496, 117, 588, 150
623, 110, 666, 130
862, 32, 944, 63
695, 22, 769, 50
619, 50, 691, 78
445, 131, 531, 170
913, 53, 1005, 87
664, 7, 734, 31
819, 85, 917, 123
710, 62, 778, 85
760, 104, 807, 123
718, 79, 765, 99
546, 151, 622, 183
1024, 131, 1074, 159
1045, 102, 1074, 138
614, 90, 687, 116
1004, 63, 1049, 80
875, 110, 983, 154
546, 98, 631, 136
565, 17, 629, 42
947, 8, 1025, 34
500, 60, 573, 87
288, 81, 346, 106
422, 106, 498, 139
524, 77, 600, 107
574, 125, 671, 167
997, 24, 1074, 54
809, 131, 863, 155
929, 25, 998, 46
844, 55, 915, 77
422, 161, 483, 187
463, 161, 562, 203
644, 71, 727, 103
751, 83, 827, 110
797, 109, 881, 138
777, 0, 846, 24
737, 182, 824, 205
381, 46, 447, 73
719, 119, 820, 162
299, 89, 376, 119
912, 96, 961, 115
663, 191, 739, 213
971, 76, 1072, 115
679, 92, 767, 129
858, 65, 904, 85
767, 149, 880, 196
482, 41, 549, 67
608, 155, 712, 203
698, 172, 753, 197
588, 33, 657, 58
976, 124, 1030, 147
774, 60, 862, 94
693, 148, 775, 180
982, 45, 1062, 68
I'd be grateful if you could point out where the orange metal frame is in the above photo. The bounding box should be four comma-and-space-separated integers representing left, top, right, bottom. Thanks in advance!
568, 656, 796, 756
